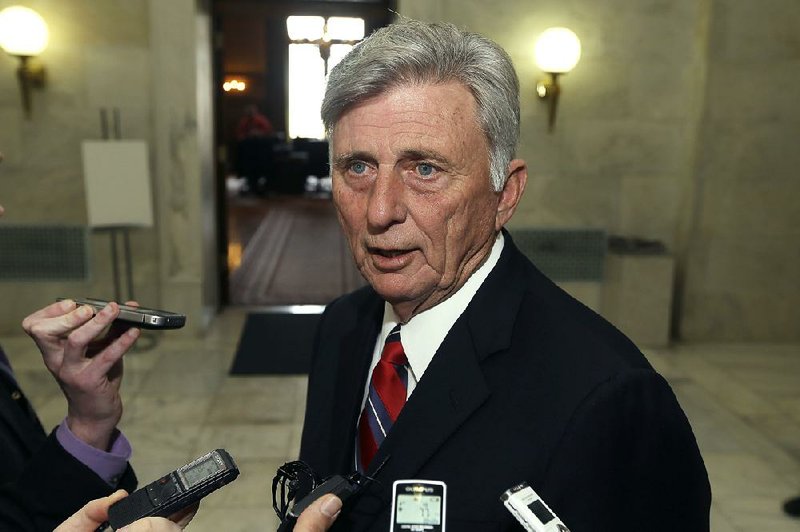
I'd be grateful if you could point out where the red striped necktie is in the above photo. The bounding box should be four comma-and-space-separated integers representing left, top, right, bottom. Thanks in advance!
357, 325, 408, 472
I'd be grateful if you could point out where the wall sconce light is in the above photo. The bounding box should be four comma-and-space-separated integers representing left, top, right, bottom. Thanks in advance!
0, 6, 49, 119
534, 27, 581, 133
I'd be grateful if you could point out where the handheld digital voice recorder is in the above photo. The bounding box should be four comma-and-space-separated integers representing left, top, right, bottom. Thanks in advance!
287, 474, 365, 520
500, 482, 569, 532
390, 480, 446, 532
107, 449, 239, 529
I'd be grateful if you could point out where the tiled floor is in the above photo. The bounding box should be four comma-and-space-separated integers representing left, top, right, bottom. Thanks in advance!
5, 309, 800, 531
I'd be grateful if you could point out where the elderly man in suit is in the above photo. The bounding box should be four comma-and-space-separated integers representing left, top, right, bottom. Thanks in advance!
298, 19, 711, 531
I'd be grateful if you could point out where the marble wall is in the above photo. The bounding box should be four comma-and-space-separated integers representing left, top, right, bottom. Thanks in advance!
0, 0, 216, 335
0, 0, 159, 333
679, 0, 800, 340
401, 0, 706, 245
399, 0, 800, 341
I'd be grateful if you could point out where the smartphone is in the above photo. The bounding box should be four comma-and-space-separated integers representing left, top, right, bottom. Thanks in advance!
107, 449, 239, 530
59, 297, 186, 329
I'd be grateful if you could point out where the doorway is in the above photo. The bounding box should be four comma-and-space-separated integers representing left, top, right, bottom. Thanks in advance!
213, 0, 395, 307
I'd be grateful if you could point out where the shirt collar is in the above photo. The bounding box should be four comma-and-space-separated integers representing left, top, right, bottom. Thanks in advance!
382, 232, 505, 382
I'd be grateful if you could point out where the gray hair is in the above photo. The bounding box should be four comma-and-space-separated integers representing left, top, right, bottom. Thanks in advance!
321, 19, 520, 191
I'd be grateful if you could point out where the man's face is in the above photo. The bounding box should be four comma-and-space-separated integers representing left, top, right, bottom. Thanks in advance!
331, 82, 525, 321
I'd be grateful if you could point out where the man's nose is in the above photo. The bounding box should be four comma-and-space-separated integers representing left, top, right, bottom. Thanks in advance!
366, 168, 406, 231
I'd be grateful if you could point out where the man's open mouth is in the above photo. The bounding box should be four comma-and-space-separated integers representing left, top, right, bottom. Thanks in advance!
370, 248, 410, 258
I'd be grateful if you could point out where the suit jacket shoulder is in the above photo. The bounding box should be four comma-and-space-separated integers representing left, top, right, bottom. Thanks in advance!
0, 371, 136, 531
0, 431, 137, 531
301, 285, 383, 477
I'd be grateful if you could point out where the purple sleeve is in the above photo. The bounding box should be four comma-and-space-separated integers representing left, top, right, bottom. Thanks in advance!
55, 418, 132, 486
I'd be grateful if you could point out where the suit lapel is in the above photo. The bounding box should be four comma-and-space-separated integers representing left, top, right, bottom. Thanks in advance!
367, 317, 490, 480
466, 231, 528, 360
327, 296, 384, 474
366, 232, 529, 480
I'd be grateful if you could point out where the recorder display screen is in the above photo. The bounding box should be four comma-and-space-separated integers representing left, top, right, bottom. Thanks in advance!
396, 494, 442, 525
527, 499, 555, 524
181, 457, 222, 487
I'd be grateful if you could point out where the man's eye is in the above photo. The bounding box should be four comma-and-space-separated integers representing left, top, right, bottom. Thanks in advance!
417, 163, 436, 177
349, 161, 368, 174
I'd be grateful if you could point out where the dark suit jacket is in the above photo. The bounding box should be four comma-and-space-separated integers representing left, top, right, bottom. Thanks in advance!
299, 233, 711, 531
0, 362, 136, 531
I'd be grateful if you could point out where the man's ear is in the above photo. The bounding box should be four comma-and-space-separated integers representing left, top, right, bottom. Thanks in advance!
495, 159, 528, 231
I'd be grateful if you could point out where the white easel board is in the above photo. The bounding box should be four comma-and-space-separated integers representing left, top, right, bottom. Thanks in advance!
82, 140, 154, 228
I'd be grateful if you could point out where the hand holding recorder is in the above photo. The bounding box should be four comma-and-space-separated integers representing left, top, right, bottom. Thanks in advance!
54, 490, 190, 532
294, 494, 342, 532
55, 491, 340, 532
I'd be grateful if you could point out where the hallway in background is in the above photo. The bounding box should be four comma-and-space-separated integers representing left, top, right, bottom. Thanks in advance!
227, 195, 365, 306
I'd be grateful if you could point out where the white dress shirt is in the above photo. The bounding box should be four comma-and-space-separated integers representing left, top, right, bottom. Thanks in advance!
360, 232, 505, 407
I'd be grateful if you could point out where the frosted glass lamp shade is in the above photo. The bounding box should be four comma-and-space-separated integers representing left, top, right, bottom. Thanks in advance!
0, 6, 49, 56
534, 27, 581, 74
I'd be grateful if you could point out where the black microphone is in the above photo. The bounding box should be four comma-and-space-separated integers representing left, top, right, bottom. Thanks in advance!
273, 456, 390, 530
